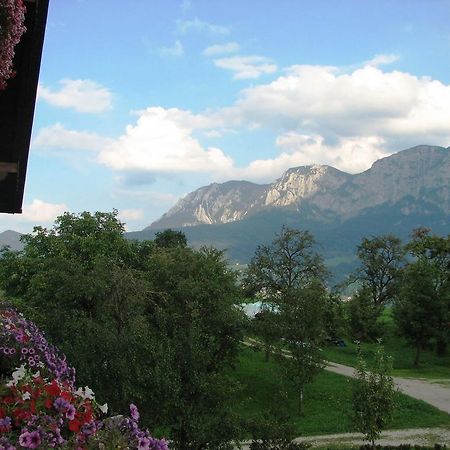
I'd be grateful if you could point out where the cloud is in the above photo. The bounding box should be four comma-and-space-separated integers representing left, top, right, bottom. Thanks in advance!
364, 53, 400, 67
232, 64, 450, 144
158, 40, 184, 57
98, 107, 233, 175
213, 55, 277, 79
33, 123, 113, 151
39, 79, 113, 113
21, 199, 68, 223
176, 18, 229, 35
203, 42, 240, 56
35, 58, 450, 188
118, 209, 144, 221
111, 188, 178, 205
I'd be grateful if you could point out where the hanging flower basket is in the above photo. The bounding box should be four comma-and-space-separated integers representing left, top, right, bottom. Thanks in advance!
0, 0, 26, 90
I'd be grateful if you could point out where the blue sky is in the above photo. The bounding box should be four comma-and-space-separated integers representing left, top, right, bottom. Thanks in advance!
2, 0, 450, 232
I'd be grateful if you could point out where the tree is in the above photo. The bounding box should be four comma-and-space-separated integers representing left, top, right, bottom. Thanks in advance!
353, 234, 405, 309
0, 211, 245, 449
278, 281, 327, 415
245, 227, 328, 415
142, 245, 245, 449
352, 343, 396, 447
244, 226, 327, 303
394, 261, 443, 366
405, 228, 450, 356
347, 288, 382, 342
154, 228, 187, 249
251, 307, 280, 362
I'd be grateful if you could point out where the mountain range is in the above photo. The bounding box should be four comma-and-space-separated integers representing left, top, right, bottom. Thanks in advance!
128, 145, 450, 282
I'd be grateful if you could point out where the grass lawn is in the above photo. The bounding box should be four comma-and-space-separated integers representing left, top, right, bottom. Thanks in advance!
322, 306, 450, 380
230, 346, 450, 437
323, 337, 450, 379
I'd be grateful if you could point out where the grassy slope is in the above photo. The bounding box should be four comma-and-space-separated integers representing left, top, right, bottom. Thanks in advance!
230, 347, 450, 437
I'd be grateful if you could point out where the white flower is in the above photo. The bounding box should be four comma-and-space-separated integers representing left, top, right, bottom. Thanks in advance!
75, 387, 84, 397
11, 365, 26, 383
22, 392, 31, 400
84, 386, 95, 400
99, 403, 108, 414
33, 371, 40, 378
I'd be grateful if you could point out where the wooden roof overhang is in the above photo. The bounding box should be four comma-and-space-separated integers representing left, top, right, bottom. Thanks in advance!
0, 0, 49, 213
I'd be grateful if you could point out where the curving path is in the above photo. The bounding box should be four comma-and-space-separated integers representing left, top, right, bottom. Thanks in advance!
326, 361, 450, 415
244, 339, 450, 414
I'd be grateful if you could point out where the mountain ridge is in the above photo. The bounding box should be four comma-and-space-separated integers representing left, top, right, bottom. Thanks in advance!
148, 145, 450, 230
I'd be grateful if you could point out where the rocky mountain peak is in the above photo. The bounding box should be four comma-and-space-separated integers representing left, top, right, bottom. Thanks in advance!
148, 145, 449, 230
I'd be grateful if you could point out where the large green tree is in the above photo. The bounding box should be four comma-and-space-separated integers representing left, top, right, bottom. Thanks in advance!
0, 211, 245, 449
245, 226, 328, 414
353, 234, 405, 309
394, 228, 450, 361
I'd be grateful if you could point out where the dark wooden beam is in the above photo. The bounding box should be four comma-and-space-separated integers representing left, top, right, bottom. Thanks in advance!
0, 0, 49, 213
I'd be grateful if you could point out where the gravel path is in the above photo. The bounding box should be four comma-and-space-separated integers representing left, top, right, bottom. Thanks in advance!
326, 361, 450, 415
238, 428, 450, 449
292, 427, 450, 447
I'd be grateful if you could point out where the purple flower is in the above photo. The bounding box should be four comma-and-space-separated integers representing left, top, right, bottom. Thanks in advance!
65, 404, 76, 420
130, 403, 140, 422
138, 437, 151, 450
53, 397, 69, 412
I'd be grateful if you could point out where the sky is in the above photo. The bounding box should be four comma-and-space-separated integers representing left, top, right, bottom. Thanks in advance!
1, 0, 450, 233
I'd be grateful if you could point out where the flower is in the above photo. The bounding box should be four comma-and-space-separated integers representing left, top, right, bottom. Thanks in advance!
98, 403, 108, 414
0, 0, 27, 90
129, 404, 139, 422
0, 306, 169, 449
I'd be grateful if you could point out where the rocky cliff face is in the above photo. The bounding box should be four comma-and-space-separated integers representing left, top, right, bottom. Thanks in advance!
149, 145, 450, 229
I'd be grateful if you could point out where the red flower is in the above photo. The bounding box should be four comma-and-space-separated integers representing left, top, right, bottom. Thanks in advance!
45, 380, 61, 397
69, 419, 81, 432
61, 390, 73, 402
44, 398, 53, 409
0, 408, 5, 418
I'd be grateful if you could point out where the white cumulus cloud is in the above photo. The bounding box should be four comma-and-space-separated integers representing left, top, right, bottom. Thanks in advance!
38, 79, 113, 113
21, 199, 68, 223
214, 55, 277, 79
98, 107, 234, 175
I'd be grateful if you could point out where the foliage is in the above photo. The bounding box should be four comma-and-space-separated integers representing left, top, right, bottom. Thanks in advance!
353, 234, 405, 305
0, 211, 244, 449
244, 227, 328, 415
352, 344, 397, 447
394, 260, 446, 366
347, 288, 382, 342
154, 229, 187, 249
251, 308, 280, 362
0, 0, 26, 90
324, 291, 347, 340
244, 226, 327, 303
277, 283, 327, 415
0, 306, 168, 449
402, 228, 450, 357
